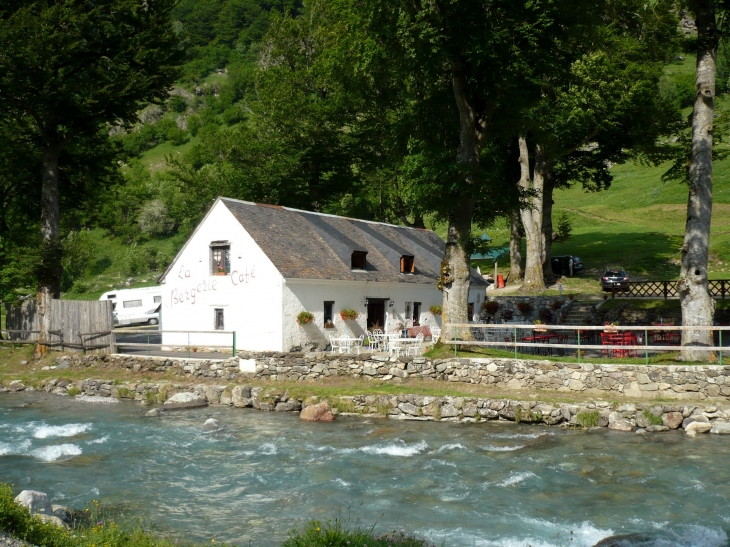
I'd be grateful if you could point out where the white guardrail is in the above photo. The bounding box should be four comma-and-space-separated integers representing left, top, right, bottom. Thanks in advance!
443, 323, 729, 365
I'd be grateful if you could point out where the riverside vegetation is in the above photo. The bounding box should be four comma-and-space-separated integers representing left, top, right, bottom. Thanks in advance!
0, 483, 431, 547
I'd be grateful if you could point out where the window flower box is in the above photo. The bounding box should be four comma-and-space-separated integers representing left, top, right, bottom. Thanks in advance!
340, 308, 359, 321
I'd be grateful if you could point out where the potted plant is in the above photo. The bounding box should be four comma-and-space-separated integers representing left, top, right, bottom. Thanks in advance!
516, 301, 533, 315
215, 266, 227, 276
603, 321, 619, 332
324, 321, 335, 329
484, 301, 500, 315
533, 319, 547, 332
296, 311, 314, 326
340, 308, 359, 321
551, 299, 565, 311
538, 308, 552, 323
501, 308, 514, 321
429, 305, 443, 315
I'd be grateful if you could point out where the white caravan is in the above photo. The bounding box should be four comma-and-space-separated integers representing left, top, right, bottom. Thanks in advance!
99, 286, 163, 326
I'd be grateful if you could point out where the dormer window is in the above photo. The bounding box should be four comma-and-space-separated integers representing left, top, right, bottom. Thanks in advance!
351, 250, 367, 270
400, 255, 415, 274
210, 242, 230, 275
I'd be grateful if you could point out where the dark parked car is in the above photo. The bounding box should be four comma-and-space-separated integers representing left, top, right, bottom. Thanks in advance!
601, 269, 630, 291
551, 256, 584, 276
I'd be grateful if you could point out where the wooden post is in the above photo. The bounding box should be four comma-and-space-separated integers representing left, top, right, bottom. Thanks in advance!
663, 281, 668, 300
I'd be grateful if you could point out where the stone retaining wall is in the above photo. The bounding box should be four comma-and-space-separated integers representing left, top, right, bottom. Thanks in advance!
484, 296, 572, 323
46, 352, 730, 401
4, 375, 729, 435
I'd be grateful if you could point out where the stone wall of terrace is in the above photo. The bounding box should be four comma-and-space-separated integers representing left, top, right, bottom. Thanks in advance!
44, 351, 730, 401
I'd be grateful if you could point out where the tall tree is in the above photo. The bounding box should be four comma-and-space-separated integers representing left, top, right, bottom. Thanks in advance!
0, 0, 183, 353
514, 1, 680, 290
679, 0, 719, 359
352, 0, 591, 332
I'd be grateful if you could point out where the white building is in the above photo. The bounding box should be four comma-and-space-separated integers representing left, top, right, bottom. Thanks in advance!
158, 197, 488, 352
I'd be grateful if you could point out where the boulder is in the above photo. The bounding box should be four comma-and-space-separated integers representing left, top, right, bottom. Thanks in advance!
300, 402, 335, 422
14, 490, 53, 515
682, 415, 709, 429
607, 412, 633, 432
662, 411, 683, 430
685, 421, 712, 436
593, 533, 652, 547
202, 418, 221, 432
52, 505, 71, 523
162, 392, 208, 410
645, 425, 669, 433
38, 514, 69, 528
710, 421, 730, 435
8, 380, 25, 392
145, 408, 161, 417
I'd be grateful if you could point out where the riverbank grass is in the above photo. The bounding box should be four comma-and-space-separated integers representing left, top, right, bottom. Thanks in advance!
1, 483, 432, 547
0, 483, 175, 547
282, 520, 434, 547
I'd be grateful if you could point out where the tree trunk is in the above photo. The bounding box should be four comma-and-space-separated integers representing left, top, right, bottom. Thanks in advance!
542, 172, 555, 283
679, 0, 716, 361
518, 135, 547, 292
509, 209, 523, 283
441, 198, 475, 339
35, 143, 63, 358
441, 59, 480, 340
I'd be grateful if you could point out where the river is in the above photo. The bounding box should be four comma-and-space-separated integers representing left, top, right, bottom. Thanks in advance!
1, 392, 729, 547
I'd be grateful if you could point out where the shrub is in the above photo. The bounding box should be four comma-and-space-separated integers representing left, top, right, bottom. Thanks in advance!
282, 520, 432, 547
60, 230, 95, 292
429, 305, 442, 315
0, 483, 70, 547
66, 386, 81, 397
138, 200, 174, 236
516, 301, 533, 315
500, 308, 514, 321
296, 311, 314, 326
167, 95, 187, 113
643, 410, 663, 426
339, 308, 359, 321
576, 410, 600, 428
554, 212, 573, 242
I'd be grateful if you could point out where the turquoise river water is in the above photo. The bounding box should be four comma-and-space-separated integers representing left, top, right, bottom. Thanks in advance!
1, 392, 729, 547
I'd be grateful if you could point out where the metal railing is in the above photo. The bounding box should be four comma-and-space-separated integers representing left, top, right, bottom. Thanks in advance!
444, 323, 729, 365
611, 280, 730, 299
112, 329, 238, 358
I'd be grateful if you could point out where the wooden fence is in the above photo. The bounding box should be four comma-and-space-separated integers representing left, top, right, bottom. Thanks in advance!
611, 280, 729, 300
3, 299, 114, 353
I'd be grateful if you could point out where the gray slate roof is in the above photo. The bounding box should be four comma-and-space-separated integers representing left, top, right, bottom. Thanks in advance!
217, 198, 487, 285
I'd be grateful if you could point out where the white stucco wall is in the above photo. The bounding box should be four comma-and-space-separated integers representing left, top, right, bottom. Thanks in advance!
160, 200, 284, 351
282, 280, 487, 352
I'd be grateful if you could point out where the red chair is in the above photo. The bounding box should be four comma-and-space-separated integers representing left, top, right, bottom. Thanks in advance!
600, 332, 612, 357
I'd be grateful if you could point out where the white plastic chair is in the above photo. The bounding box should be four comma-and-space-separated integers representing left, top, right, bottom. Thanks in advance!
353, 334, 365, 355
372, 329, 384, 351
431, 327, 441, 343
389, 337, 403, 358
407, 333, 424, 356
329, 334, 339, 355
